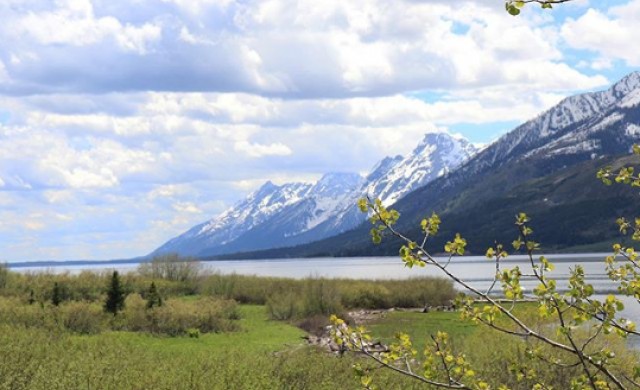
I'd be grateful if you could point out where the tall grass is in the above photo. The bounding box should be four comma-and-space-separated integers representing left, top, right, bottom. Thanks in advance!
0, 325, 426, 390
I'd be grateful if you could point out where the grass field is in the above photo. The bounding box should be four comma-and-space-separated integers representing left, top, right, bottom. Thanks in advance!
2, 301, 637, 389
0, 304, 454, 389
367, 309, 477, 351
1, 259, 636, 390
102, 305, 306, 354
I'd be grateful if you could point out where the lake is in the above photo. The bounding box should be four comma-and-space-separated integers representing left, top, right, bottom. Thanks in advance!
10, 253, 640, 346
9, 253, 626, 290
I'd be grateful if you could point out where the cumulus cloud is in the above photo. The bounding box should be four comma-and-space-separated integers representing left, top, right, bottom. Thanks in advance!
234, 141, 293, 158
14, 0, 162, 54
172, 201, 202, 214
562, 1, 640, 66
0, 0, 606, 97
0, 0, 627, 261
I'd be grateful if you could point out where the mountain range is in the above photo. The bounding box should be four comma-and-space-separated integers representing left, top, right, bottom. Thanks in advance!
153, 133, 477, 257
155, 72, 640, 259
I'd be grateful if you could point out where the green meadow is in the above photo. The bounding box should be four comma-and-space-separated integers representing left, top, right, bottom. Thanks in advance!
0, 261, 637, 389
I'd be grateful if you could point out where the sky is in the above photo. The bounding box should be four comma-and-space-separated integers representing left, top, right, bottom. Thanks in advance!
0, 0, 638, 261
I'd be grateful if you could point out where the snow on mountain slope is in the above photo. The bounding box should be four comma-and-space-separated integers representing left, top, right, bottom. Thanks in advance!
521, 73, 640, 161
194, 71, 640, 259
391, 71, 640, 226
160, 68, 640, 258
304, 172, 364, 231
152, 181, 314, 256
363, 133, 477, 206
210, 132, 477, 255
437, 71, 640, 191
299, 132, 478, 242
153, 131, 476, 257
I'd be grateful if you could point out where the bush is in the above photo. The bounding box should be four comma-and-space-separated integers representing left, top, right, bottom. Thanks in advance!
138, 254, 202, 283
60, 301, 107, 334
198, 272, 238, 299
0, 297, 55, 330
123, 295, 239, 336
0, 263, 9, 291
340, 282, 392, 309
266, 291, 301, 320
301, 278, 342, 317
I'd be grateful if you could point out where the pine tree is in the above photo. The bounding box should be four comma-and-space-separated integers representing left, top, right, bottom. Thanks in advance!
51, 282, 62, 306
104, 271, 126, 315
145, 282, 163, 309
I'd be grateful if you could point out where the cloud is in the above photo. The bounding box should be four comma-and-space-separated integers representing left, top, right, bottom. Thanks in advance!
234, 141, 293, 158
0, 0, 605, 97
561, 1, 640, 66
0, 60, 8, 82
172, 201, 202, 213
15, 0, 162, 54
0, 0, 626, 261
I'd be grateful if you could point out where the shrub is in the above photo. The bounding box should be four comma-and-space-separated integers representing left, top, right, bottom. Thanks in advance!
122, 294, 149, 332
0, 263, 9, 291
301, 278, 342, 317
60, 301, 107, 334
340, 282, 392, 309
266, 291, 301, 320
138, 254, 202, 283
145, 282, 163, 308
124, 295, 239, 336
0, 297, 55, 329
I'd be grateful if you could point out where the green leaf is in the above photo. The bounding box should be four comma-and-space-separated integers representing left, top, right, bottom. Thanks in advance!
357, 198, 368, 213
505, 2, 521, 15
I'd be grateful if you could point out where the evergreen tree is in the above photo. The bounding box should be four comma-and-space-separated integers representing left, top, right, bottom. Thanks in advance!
51, 282, 62, 306
145, 281, 163, 309
104, 271, 126, 315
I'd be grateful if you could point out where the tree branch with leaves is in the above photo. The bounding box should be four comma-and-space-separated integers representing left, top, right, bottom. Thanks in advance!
505, 0, 578, 16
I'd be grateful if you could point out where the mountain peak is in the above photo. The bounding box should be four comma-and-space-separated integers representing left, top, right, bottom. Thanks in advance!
412, 132, 476, 161
252, 180, 279, 198
416, 132, 447, 148
311, 172, 363, 198
366, 155, 403, 182
153, 131, 478, 257
414, 132, 472, 151
364, 132, 477, 206
610, 71, 640, 98
259, 180, 276, 190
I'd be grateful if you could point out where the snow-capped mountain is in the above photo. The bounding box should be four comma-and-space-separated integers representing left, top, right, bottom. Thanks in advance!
363, 133, 477, 206
298, 132, 478, 245
270, 71, 640, 258
153, 173, 364, 256
153, 181, 315, 256
455, 71, 640, 181
404, 71, 640, 209
152, 131, 477, 257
